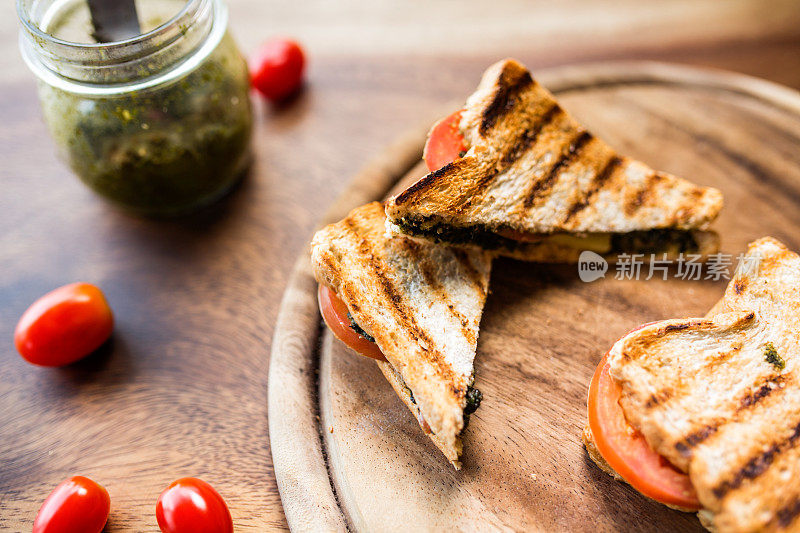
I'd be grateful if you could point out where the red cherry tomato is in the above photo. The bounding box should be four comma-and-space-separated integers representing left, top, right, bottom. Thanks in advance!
156, 478, 233, 533
15, 283, 114, 367
33, 476, 110, 533
423, 109, 467, 172
250, 38, 305, 101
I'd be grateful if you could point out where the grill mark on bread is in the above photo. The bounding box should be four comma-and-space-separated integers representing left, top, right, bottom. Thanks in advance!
662, 374, 787, 457
401, 239, 477, 345
776, 497, 800, 529
662, 320, 709, 333
563, 155, 623, 223
621, 320, 712, 360
645, 389, 673, 408
624, 172, 665, 216
523, 131, 594, 208
341, 217, 458, 386
480, 69, 534, 134
675, 426, 719, 457
734, 278, 748, 294
501, 104, 562, 166
453, 104, 564, 214
712, 420, 800, 499
392, 162, 456, 207
740, 376, 786, 410
452, 249, 487, 297
674, 377, 785, 455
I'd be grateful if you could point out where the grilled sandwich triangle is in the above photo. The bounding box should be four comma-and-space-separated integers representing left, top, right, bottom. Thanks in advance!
311, 202, 492, 468
597, 237, 800, 531
385, 59, 723, 262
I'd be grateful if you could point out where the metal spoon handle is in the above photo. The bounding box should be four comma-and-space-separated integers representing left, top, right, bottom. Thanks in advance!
87, 0, 141, 43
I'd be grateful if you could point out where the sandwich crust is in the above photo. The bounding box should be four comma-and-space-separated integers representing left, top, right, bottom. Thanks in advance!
386, 59, 723, 258
605, 237, 800, 532
310, 202, 491, 467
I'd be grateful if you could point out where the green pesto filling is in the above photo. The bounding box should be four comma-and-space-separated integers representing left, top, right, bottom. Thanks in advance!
462, 385, 483, 430
394, 216, 520, 250
765, 342, 785, 370
38, 32, 253, 216
609, 229, 700, 255
400, 379, 481, 433
346, 311, 375, 342
394, 215, 700, 256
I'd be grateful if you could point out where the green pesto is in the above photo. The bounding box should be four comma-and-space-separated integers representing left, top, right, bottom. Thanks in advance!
38, 32, 252, 216
765, 342, 785, 371
609, 229, 700, 255
394, 216, 521, 250
464, 386, 483, 414
462, 385, 483, 430
395, 215, 700, 256
346, 311, 375, 343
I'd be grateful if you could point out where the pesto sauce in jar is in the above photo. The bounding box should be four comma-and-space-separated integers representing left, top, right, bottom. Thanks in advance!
24, 0, 253, 215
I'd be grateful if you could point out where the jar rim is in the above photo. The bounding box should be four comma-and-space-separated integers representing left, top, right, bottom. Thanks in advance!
18, 0, 228, 95
16, 0, 200, 52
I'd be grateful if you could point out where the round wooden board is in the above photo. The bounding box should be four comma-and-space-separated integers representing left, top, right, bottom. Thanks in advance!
268, 62, 800, 532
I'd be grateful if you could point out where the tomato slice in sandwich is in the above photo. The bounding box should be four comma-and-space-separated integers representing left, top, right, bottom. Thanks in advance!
423, 109, 467, 172
588, 351, 701, 510
318, 284, 387, 362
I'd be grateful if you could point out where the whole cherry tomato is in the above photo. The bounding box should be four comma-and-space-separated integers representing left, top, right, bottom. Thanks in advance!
15, 282, 113, 367
250, 38, 305, 101
33, 476, 110, 533
156, 477, 233, 533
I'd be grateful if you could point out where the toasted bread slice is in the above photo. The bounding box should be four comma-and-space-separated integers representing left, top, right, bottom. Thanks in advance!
603, 237, 800, 531
385, 59, 722, 261
311, 202, 492, 468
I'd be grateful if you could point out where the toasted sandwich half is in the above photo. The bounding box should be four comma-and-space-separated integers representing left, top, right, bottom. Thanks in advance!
311, 202, 492, 468
385, 59, 723, 262
584, 237, 800, 531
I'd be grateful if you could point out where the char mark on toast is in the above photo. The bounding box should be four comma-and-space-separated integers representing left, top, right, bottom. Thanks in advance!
776, 498, 800, 529
341, 216, 458, 386
392, 163, 457, 207
502, 104, 563, 166
480, 68, 534, 134
563, 155, 623, 222
402, 239, 477, 345
711, 420, 800, 499
451, 248, 488, 297
672, 376, 787, 457
457, 103, 566, 212
523, 130, 594, 208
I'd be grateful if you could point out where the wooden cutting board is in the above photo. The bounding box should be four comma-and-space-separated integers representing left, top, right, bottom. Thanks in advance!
268, 62, 800, 532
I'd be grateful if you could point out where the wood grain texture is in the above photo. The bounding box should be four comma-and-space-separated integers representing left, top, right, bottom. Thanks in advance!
1, 0, 799, 529
270, 63, 800, 531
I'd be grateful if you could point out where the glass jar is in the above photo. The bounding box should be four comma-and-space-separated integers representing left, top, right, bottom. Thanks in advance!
18, 0, 253, 216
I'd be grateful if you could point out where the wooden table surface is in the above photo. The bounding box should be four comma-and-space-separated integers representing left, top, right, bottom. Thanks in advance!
1, 1, 799, 530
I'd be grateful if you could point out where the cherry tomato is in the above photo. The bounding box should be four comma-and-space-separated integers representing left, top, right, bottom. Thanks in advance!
250, 38, 305, 101
587, 351, 700, 509
318, 284, 387, 361
15, 283, 113, 367
33, 476, 110, 533
156, 477, 233, 533
423, 109, 467, 172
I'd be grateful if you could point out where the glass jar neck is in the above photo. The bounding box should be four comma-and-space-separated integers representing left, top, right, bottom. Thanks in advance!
18, 0, 226, 94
